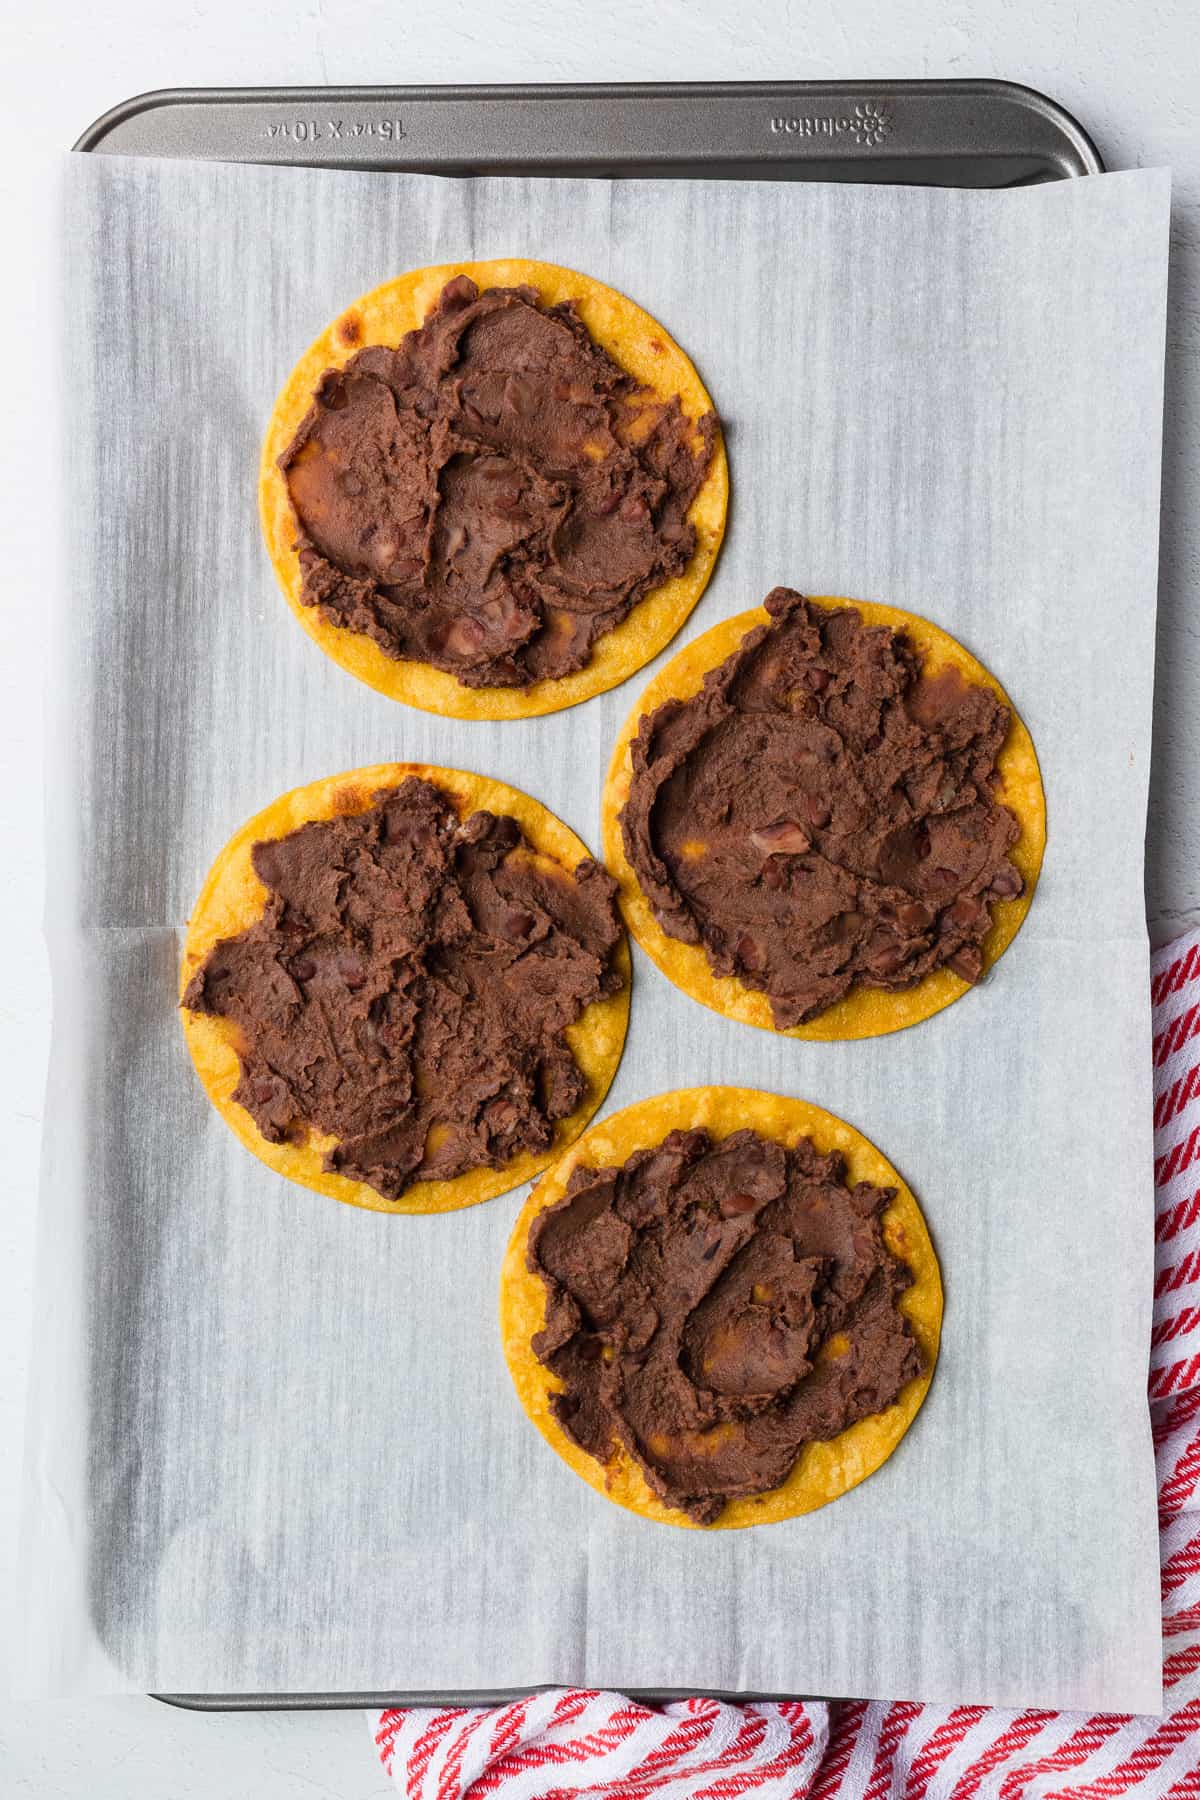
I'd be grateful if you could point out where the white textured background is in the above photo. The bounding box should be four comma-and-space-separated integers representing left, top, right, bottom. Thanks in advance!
2, 0, 1197, 1792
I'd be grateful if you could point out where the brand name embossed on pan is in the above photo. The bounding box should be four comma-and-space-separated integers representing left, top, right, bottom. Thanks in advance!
770, 101, 892, 147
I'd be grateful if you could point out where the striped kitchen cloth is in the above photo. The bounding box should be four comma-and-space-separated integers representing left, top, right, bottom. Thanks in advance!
373, 927, 1200, 1800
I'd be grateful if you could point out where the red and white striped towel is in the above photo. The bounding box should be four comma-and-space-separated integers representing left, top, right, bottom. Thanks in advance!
374, 927, 1200, 1800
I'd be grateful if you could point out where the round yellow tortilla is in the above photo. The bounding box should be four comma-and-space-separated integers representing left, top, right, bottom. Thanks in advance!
602, 598, 1046, 1041
260, 260, 728, 720
180, 763, 631, 1216
500, 1085, 941, 1529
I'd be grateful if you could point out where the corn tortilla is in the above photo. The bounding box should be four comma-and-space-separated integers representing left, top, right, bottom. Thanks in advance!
260, 260, 728, 720
602, 598, 1046, 1041
180, 763, 631, 1215
500, 1084, 941, 1529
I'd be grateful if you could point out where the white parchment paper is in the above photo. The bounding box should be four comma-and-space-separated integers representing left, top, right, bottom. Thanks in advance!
21, 155, 1170, 1708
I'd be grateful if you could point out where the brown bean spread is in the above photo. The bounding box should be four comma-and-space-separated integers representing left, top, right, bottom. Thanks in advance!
621, 588, 1024, 1028
280, 278, 718, 689
183, 778, 624, 1199
528, 1125, 922, 1523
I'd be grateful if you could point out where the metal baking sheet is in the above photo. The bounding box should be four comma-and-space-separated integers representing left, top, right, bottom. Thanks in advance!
64, 83, 1121, 1718
75, 79, 1103, 186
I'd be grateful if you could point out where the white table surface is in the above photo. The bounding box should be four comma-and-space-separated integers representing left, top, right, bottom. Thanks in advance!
2, 0, 1197, 1791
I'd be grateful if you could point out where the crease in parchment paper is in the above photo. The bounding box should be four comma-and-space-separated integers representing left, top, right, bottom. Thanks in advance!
19, 155, 1170, 1708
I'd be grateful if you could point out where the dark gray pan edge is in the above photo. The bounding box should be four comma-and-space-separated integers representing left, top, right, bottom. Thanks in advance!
75, 79, 1103, 185
75, 76, 1098, 1716
154, 1689, 829, 1712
